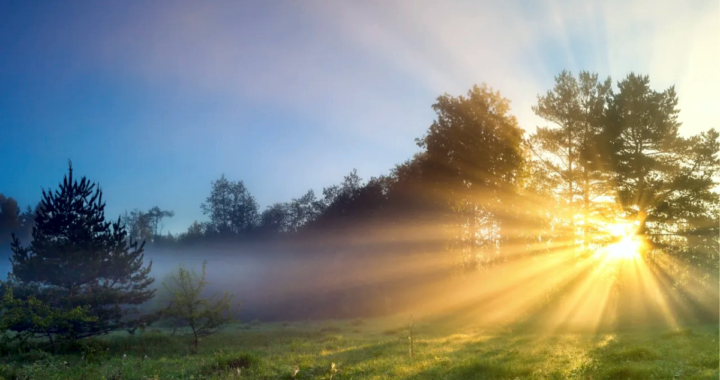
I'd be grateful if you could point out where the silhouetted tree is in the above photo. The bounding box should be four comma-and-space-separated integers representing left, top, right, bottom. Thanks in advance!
147, 206, 175, 237
178, 221, 206, 246
201, 175, 259, 237
605, 73, 719, 268
9, 162, 155, 338
288, 190, 323, 232
258, 202, 292, 235
121, 208, 153, 243
0, 195, 23, 252
416, 84, 526, 269
529, 71, 614, 249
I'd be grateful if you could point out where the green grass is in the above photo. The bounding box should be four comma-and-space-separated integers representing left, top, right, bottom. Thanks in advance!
0, 318, 717, 379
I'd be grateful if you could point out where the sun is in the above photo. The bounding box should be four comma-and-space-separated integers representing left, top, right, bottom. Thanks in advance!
596, 220, 642, 261
605, 235, 641, 260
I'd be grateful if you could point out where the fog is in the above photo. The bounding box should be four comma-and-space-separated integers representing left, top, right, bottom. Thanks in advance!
142, 240, 455, 322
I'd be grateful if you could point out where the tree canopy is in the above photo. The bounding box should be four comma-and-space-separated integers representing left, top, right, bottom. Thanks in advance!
9, 162, 155, 337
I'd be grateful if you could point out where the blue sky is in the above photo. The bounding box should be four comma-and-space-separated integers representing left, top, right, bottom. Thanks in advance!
1, 0, 717, 234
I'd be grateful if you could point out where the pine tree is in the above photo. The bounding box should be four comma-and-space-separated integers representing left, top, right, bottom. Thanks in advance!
529, 71, 613, 251
9, 162, 155, 338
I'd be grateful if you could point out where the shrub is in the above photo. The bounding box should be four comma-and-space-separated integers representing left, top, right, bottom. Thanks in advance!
159, 261, 237, 349
0, 284, 97, 353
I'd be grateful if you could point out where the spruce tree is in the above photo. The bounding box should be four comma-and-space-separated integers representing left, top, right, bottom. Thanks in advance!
9, 162, 155, 338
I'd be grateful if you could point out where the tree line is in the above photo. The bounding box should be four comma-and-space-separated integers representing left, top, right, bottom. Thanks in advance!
0, 71, 716, 333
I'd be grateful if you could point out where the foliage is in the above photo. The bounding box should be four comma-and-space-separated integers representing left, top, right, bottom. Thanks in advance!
529, 70, 614, 250
160, 261, 236, 349
416, 84, 527, 269
201, 174, 259, 237
0, 284, 96, 353
0, 195, 35, 255
121, 206, 174, 244
9, 162, 155, 338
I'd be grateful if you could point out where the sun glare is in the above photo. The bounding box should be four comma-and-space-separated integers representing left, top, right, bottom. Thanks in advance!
596, 220, 642, 261
605, 235, 641, 260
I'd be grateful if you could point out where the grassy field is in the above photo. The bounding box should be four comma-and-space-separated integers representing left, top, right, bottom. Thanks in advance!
0, 317, 717, 380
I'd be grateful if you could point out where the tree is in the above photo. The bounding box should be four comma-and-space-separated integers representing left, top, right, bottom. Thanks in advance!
0, 195, 22, 254
9, 162, 155, 338
201, 175, 259, 236
121, 208, 153, 243
605, 73, 719, 264
147, 206, 175, 237
258, 202, 292, 234
0, 196, 35, 254
415, 84, 526, 269
121, 206, 174, 244
160, 261, 235, 349
287, 190, 322, 232
529, 71, 613, 249
605, 74, 680, 229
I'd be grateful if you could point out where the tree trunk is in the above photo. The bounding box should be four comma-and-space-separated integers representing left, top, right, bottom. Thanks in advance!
46, 331, 55, 354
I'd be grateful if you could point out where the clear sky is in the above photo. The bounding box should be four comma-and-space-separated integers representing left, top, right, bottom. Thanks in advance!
1, 0, 717, 234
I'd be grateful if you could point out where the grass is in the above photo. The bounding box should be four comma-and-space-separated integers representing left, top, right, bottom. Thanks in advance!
0, 317, 717, 379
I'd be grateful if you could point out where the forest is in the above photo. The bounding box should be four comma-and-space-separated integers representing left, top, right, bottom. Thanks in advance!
0, 71, 718, 379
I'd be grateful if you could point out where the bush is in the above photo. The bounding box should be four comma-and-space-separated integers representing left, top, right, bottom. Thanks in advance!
0, 284, 97, 353
159, 261, 237, 349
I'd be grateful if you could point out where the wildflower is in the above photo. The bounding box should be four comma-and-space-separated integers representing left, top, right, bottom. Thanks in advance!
123, 353, 127, 359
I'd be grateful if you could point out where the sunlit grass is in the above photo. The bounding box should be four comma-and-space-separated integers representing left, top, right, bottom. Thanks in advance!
0, 318, 716, 379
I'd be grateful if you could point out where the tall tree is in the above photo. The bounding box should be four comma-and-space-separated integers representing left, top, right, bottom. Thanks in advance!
147, 206, 175, 237
9, 162, 155, 337
121, 208, 153, 243
287, 190, 323, 232
0, 195, 23, 252
258, 202, 292, 234
178, 220, 206, 245
529, 71, 613, 249
201, 175, 259, 236
605, 73, 719, 261
416, 84, 526, 269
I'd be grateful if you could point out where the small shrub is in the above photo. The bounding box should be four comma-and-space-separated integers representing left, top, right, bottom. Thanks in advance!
160, 261, 237, 349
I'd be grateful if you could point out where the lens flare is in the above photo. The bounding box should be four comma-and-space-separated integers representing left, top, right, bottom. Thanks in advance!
605, 235, 641, 260
594, 220, 642, 261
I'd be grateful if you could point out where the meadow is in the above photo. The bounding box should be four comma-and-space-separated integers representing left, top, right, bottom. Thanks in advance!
0, 317, 716, 380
